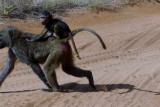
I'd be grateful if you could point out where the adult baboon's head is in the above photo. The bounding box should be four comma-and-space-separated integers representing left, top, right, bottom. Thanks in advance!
0, 27, 14, 49
0, 37, 6, 49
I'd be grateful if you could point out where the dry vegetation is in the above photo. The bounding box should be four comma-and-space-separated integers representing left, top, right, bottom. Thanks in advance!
0, 0, 159, 19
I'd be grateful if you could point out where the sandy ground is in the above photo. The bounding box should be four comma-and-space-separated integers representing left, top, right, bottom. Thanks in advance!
0, 3, 160, 107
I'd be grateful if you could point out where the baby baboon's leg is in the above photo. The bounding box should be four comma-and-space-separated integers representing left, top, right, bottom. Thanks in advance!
30, 62, 52, 89
43, 49, 63, 91
62, 65, 96, 90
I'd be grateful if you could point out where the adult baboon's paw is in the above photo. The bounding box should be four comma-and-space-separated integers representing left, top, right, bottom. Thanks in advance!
57, 85, 69, 92
59, 87, 69, 92
90, 86, 97, 92
41, 88, 69, 92
41, 88, 59, 92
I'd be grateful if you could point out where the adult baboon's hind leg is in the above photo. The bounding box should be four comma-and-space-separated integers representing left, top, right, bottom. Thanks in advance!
62, 65, 96, 90
43, 50, 63, 92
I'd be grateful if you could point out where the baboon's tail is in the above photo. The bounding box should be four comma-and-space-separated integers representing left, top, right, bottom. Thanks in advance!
71, 27, 106, 50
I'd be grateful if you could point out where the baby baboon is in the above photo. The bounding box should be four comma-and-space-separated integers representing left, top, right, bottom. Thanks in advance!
0, 26, 106, 91
31, 10, 80, 59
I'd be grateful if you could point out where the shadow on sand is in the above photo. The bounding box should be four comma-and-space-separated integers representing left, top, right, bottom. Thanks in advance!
0, 83, 160, 95
61, 83, 160, 95
0, 89, 40, 93
106, 83, 160, 95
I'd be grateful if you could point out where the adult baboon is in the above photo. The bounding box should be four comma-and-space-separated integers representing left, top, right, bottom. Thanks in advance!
0, 26, 106, 91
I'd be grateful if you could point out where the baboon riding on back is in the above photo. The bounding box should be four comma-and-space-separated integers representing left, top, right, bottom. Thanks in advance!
0, 26, 106, 91
0, 10, 106, 92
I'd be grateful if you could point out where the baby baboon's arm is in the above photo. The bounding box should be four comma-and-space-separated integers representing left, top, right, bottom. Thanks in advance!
0, 48, 16, 87
21, 28, 49, 41
27, 28, 49, 42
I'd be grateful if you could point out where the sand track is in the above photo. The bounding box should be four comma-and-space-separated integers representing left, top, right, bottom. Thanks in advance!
1, 3, 160, 107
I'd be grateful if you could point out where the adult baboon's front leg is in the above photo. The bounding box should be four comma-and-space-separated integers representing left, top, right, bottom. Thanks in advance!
43, 51, 62, 92
0, 48, 16, 87
29, 62, 52, 89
